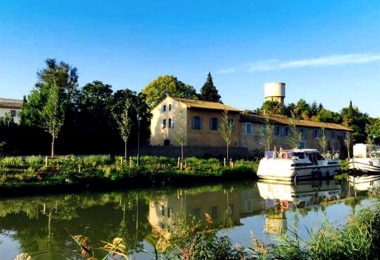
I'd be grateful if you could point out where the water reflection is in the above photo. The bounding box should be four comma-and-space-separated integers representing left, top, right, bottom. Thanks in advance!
148, 185, 264, 240
257, 180, 342, 234
349, 174, 380, 195
0, 179, 374, 259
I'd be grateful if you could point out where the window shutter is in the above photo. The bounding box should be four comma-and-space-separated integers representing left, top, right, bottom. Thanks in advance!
200, 118, 203, 129
192, 117, 195, 129
209, 118, 212, 130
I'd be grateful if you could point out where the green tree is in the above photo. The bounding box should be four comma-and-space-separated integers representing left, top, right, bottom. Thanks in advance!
260, 100, 285, 115
76, 81, 115, 154
113, 98, 132, 160
260, 114, 275, 152
142, 75, 198, 108
199, 72, 222, 103
344, 132, 352, 159
292, 99, 311, 120
42, 80, 65, 157
173, 107, 187, 161
288, 112, 302, 149
219, 108, 235, 160
21, 58, 78, 127
366, 118, 380, 144
318, 127, 328, 155
340, 102, 370, 143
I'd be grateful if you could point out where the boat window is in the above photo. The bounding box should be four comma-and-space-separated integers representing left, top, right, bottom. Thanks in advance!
293, 152, 305, 159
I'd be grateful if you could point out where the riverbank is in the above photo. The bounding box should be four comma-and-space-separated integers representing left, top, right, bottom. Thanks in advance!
0, 155, 258, 197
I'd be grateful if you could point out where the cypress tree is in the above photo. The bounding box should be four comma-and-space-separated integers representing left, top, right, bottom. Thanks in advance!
200, 72, 222, 103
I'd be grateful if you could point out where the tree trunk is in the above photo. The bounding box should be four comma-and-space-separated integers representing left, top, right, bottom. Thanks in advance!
124, 140, 127, 160
226, 144, 229, 160
51, 136, 55, 158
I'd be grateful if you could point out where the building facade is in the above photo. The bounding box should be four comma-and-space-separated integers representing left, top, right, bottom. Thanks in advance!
0, 98, 23, 124
150, 96, 241, 147
239, 114, 352, 156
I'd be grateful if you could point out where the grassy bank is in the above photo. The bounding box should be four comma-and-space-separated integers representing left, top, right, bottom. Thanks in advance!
0, 155, 259, 196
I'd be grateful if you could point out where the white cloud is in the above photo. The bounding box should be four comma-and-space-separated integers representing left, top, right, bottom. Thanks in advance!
217, 53, 380, 74
216, 67, 237, 74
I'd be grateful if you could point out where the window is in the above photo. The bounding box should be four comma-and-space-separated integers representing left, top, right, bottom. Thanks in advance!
192, 208, 201, 218
167, 207, 173, 218
168, 118, 172, 128
299, 128, 306, 139
10, 110, 16, 117
331, 131, 336, 139
228, 118, 235, 131
168, 104, 172, 111
211, 206, 218, 219
162, 119, 167, 129
192, 116, 202, 130
275, 126, 281, 136
161, 206, 165, 216
210, 117, 218, 130
162, 105, 166, 112
314, 129, 321, 139
246, 123, 252, 135
299, 141, 306, 149
342, 132, 347, 140
284, 126, 290, 136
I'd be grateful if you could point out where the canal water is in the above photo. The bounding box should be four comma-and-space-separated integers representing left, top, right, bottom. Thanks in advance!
0, 175, 379, 260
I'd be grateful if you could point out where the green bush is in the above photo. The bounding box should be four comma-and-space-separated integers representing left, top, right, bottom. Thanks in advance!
25, 156, 44, 168
1, 156, 24, 167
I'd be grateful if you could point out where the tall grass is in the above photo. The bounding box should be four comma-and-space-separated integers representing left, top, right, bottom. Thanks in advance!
270, 203, 380, 260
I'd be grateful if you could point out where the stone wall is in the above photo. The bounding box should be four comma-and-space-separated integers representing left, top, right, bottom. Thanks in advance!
131, 145, 254, 160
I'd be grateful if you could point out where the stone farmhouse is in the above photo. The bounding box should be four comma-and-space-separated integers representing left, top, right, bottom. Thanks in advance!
0, 98, 23, 124
149, 82, 352, 159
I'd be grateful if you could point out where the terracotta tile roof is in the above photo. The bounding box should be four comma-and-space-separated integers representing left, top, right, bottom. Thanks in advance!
0, 98, 23, 109
240, 114, 352, 131
173, 97, 241, 112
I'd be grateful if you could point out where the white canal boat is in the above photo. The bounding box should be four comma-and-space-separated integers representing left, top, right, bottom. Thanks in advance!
349, 143, 380, 174
257, 148, 341, 182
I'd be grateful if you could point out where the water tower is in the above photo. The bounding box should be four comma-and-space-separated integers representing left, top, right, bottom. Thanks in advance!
264, 82, 285, 104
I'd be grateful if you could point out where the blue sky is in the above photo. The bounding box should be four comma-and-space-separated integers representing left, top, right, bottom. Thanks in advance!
1, 0, 379, 116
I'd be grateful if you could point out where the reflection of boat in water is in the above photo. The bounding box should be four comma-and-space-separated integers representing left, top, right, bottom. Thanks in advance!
258, 180, 341, 234
258, 180, 342, 211
257, 148, 341, 182
349, 143, 380, 173
349, 174, 380, 193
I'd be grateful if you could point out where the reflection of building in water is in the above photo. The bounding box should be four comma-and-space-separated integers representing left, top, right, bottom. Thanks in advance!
349, 174, 380, 194
258, 180, 342, 234
148, 185, 264, 237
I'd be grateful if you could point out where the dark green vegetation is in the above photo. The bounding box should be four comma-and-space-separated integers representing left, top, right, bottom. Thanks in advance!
0, 155, 258, 196
0, 58, 379, 158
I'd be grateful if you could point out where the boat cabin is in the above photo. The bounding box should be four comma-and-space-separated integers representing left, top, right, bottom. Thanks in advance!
353, 143, 380, 158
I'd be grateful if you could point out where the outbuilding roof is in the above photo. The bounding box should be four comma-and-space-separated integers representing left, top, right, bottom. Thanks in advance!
0, 98, 23, 109
240, 114, 352, 131
172, 97, 241, 112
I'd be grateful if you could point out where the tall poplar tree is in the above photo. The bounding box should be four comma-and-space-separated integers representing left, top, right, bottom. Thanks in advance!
200, 72, 222, 103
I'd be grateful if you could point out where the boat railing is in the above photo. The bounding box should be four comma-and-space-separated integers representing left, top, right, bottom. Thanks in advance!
324, 150, 340, 160
369, 150, 380, 158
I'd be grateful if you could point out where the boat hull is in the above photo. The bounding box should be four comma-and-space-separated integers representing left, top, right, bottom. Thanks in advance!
257, 158, 340, 182
349, 158, 380, 174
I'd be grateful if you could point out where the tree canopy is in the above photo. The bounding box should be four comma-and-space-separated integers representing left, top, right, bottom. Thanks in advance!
142, 75, 198, 108
199, 72, 222, 103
